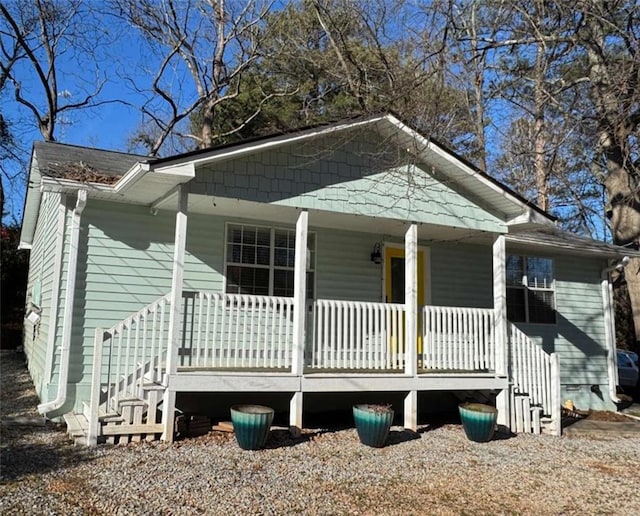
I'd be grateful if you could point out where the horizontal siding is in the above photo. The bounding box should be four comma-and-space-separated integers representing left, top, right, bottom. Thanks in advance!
23, 190, 61, 399
430, 243, 493, 308
315, 228, 382, 302
48, 199, 612, 413
511, 255, 608, 387
56, 201, 225, 411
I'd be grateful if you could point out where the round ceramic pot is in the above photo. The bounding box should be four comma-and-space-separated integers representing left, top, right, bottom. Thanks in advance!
230, 404, 274, 450
458, 402, 498, 442
353, 404, 394, 448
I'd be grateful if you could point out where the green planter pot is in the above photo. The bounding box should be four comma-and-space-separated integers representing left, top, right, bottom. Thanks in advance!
353, 404, 394, 448
458, 402, 498, 442
230, 405, 274, 450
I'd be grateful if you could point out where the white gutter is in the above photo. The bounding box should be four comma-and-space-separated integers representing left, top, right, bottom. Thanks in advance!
38, 189, 88, 417
113, 162, 150, 194
601, 256, 630, 405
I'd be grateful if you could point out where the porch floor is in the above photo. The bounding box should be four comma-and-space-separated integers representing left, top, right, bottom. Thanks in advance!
175, 366, 494, 375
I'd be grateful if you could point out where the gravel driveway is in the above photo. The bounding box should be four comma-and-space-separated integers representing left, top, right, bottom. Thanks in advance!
2, 350, 640, 515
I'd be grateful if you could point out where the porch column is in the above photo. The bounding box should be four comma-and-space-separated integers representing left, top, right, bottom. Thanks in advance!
404, 223, 418, 431
405, 223, 418, 376
290, 210, 308, 434
493, 234, 509, 428
161, 184, 188, 443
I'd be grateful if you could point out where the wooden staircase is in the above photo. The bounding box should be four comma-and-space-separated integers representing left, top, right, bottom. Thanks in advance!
64, 377, 166, 446
508, 323, 561, 436
70, 295, 173, 446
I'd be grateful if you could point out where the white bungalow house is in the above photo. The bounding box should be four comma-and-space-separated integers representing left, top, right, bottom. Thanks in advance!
19, 113, 635, 445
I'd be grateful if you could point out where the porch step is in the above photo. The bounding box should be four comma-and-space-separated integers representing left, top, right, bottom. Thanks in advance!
82, 401, 125, 423
63, 412, 89, 446
140, 381, 165, 391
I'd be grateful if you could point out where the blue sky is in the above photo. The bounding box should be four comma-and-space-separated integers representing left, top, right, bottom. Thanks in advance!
2, 13, 158, 223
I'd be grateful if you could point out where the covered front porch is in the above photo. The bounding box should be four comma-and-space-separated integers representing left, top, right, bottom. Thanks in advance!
86, 185, 559, 445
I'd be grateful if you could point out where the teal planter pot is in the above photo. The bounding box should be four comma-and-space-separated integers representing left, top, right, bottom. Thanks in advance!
230, 405, 274, 450
458, 402, 498, 442
353, 404, 394, 448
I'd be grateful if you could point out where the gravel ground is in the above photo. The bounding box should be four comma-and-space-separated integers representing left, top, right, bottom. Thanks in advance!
2, 350, 640, 515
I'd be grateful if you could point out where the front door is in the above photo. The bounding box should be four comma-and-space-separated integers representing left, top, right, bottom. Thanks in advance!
384, 247, 425, 306
384, 246, 426, 359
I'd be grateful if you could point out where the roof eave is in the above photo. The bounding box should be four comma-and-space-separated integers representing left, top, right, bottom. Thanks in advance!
19, 148, 41, 249
505, 233, 640, 259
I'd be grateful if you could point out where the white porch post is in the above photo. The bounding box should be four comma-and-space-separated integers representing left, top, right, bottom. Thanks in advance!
493, 234, 509, 428
161, 184, 188, 443
290, 210, 308, 434
404, 223, 418, 431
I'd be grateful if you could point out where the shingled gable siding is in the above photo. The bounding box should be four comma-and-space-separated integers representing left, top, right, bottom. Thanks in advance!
23, 190, 62, 400
50, 200, 224, 412
510, 254, 612, 411
192, 134, 506, 233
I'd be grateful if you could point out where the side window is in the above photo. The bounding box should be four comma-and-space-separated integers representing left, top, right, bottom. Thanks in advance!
506, 255, 556, 324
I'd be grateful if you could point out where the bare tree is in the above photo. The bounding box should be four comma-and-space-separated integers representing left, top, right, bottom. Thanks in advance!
113, 0, 283, 155
462, 0, 640, 341
0, 1, 110, 141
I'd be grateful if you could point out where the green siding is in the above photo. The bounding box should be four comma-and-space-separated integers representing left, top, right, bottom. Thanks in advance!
315, 228, 382, 301
430, 243, 493, 308
52, 201, 226, 412
194, 134, 505, 233
509, 254, 612, 411
43, 197, 614, 414
23, 190, 61, 399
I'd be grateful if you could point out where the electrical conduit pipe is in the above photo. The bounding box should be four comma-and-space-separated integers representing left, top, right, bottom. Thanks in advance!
38, 190, 88, 417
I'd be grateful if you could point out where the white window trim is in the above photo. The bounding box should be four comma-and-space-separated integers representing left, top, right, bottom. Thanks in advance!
223, 221, 316, 297
507, 255, 557, 325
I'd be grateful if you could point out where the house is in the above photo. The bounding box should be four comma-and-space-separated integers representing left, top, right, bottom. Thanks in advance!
19, 113, 636, 445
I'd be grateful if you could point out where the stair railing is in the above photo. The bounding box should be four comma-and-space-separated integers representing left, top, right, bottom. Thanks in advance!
508, 322, 561, 435
88, 294, 172, 445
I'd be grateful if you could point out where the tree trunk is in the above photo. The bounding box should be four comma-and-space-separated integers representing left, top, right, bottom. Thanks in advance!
604, 150, 640, 342
624, 260, 640, 344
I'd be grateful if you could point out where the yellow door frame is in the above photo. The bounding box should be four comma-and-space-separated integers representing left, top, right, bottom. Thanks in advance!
384, 247, 426, 306
383, 245, 428, 358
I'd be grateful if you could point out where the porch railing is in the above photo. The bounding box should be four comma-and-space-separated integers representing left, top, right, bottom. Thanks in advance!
180, 291, 295, 369
308, 300, 406, 370
88, 294, 172, 444
422, 306, 495, 371
508, 323, 558, 417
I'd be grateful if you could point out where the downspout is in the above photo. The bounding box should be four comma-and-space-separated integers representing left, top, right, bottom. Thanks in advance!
38, 189, 88, 417
600, 256, 629, 405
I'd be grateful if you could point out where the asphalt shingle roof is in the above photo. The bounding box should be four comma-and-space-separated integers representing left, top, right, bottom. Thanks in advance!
33, 141, 147, 183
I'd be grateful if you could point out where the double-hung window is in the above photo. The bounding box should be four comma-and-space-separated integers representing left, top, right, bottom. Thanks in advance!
506, 255, 556, 324
225, 223, 315, 298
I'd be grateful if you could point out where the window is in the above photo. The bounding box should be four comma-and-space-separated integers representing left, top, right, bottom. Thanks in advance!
225, 224, 315, 298
506, 255, 556, 324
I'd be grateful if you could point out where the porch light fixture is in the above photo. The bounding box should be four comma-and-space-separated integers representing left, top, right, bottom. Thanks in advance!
371, 243, 382, 264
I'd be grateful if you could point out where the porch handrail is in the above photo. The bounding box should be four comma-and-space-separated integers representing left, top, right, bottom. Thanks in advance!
101, 293, 171, 405
181, 291, 295, 369
309, 299, 406, 370
88, 293, 172, 445
422, 306, 495, 371
508, 322, 560, 431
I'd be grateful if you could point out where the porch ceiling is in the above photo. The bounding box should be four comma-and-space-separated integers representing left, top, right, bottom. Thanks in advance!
186, 193, 493, 243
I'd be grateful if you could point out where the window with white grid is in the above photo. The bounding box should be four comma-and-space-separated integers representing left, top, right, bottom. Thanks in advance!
225, 223, 315, 298
506, 255, 556, 324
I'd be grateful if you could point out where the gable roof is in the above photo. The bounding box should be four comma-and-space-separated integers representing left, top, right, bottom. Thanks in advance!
121, 113, 554, 226
21, 113, 554, 247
